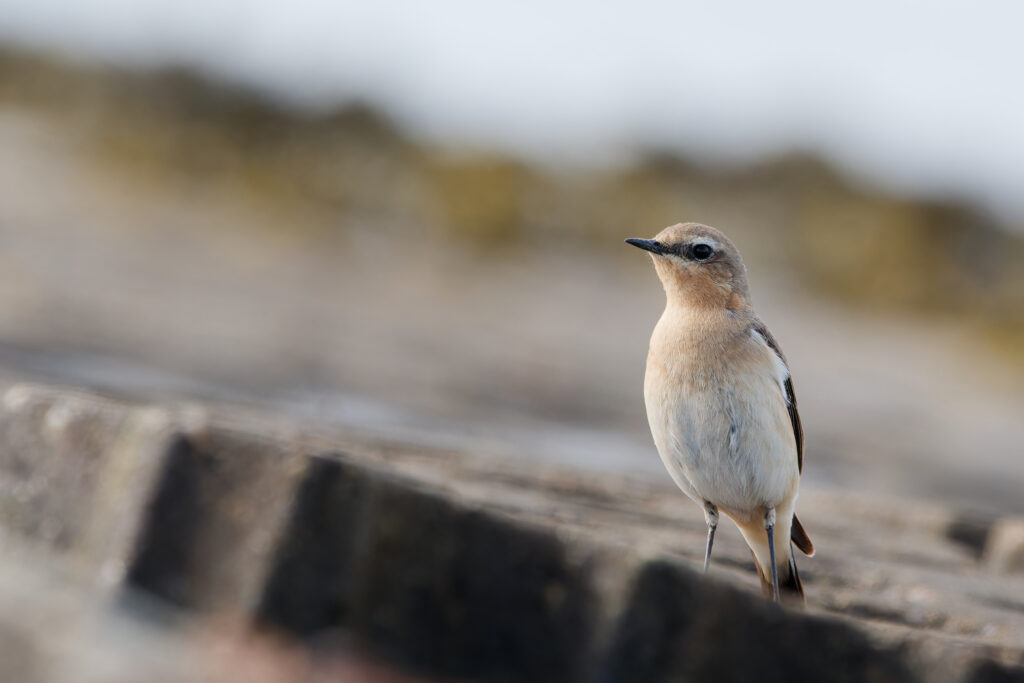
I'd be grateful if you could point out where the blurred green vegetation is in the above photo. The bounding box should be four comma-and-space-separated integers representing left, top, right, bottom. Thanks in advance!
1, 46, 1022, 350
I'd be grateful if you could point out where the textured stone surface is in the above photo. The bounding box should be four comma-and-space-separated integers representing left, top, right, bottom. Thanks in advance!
601, 560, 913, 683
0, 383, 1022, 682
0, 385, 176, 586
964, 661, 1024, 683
126, 428, 309, 612
258, 454, 615, 682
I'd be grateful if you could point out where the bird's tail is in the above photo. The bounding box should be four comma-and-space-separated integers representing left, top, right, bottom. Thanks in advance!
736, 512, 807, 605
753, 546, 804, 603
791, 514, 815, 557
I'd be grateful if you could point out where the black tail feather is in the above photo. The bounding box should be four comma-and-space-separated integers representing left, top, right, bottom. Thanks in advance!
754, 543, 804, 604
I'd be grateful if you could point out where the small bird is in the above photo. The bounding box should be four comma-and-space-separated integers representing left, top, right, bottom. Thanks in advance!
626, 222, 814, 602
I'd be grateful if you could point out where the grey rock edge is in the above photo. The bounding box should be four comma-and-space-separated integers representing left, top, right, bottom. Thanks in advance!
0, 384, 1021, 683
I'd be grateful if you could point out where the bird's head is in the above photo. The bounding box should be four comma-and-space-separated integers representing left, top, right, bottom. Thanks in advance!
626, 223, 751, 312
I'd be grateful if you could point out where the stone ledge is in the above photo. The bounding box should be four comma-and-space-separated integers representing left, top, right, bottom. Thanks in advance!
0, 383, 1021, 682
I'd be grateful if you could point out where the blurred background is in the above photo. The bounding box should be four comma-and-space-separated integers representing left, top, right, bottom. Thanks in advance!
2, 3, 1024, 679
0, 0, 1022, 516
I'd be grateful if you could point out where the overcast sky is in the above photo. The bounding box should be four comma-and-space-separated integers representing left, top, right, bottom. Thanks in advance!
2, 1, 1023, 223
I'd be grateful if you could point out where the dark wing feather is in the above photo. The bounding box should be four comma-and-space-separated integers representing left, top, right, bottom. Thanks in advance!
784, 376, 804, 474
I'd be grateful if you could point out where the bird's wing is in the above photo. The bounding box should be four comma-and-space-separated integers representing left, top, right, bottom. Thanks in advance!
751, 321, 803, 473
752, 320, 814, 557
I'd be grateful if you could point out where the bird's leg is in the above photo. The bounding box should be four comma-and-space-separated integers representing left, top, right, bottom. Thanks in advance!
702, 501, 719, 573
764, 507, 779, 602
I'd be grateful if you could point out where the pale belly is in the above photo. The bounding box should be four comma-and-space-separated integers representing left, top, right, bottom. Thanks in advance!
644, 364, 798, 515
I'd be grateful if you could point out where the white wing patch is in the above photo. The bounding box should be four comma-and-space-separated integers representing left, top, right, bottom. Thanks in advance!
751, 328, 791, 405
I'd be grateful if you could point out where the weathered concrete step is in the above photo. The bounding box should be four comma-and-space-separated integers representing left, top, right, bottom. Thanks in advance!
0, 383, 1021, 683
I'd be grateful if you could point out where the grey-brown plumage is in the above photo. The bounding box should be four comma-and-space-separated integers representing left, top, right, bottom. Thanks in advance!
626, 222, 814, 603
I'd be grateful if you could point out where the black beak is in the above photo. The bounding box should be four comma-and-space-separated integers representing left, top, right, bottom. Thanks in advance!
625, 238, 668, 255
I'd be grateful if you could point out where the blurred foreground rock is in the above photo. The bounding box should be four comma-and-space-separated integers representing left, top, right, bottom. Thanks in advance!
986, 520, 1024, 575
0, 383, 1021, 682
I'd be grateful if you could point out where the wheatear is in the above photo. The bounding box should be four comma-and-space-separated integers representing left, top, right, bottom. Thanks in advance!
626, 222, 814, 602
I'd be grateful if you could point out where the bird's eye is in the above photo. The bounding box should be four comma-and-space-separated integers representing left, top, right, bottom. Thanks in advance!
691, 243, 714, 261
